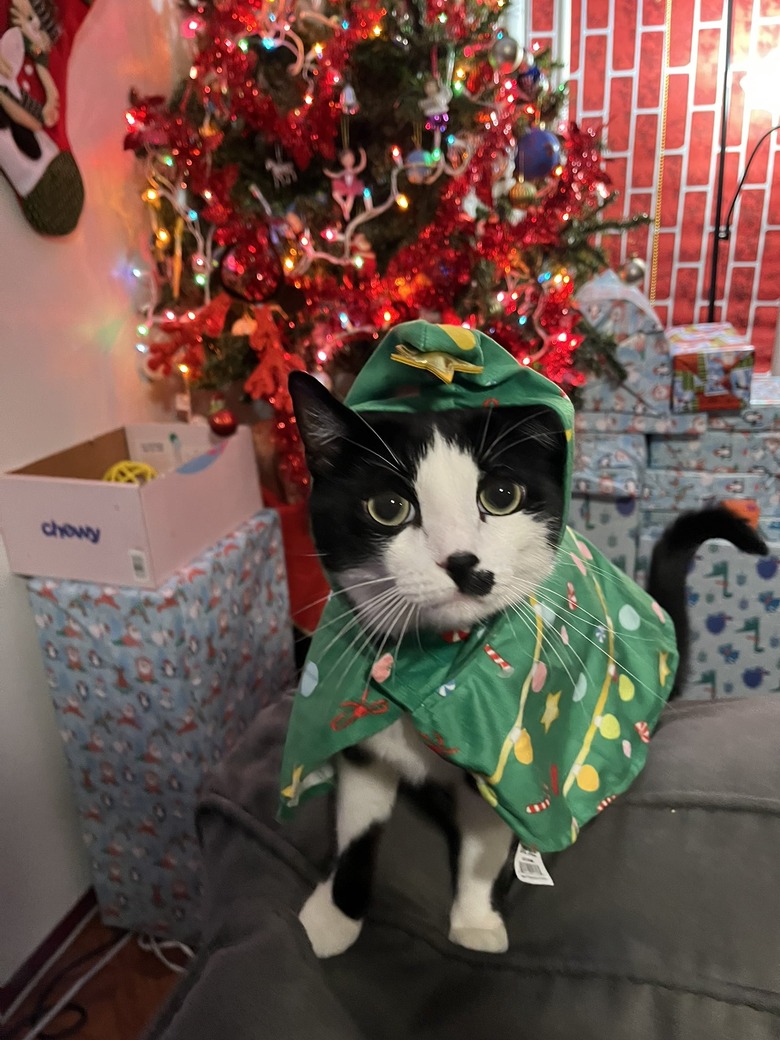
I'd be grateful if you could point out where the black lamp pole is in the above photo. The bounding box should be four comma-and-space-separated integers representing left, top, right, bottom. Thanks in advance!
706, 0, 735, 323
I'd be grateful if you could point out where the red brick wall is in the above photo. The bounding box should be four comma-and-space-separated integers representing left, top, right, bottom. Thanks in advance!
529, 0, 779, 369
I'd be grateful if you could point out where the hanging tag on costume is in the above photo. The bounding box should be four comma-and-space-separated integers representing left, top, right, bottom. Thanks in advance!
514, 844, 554, 886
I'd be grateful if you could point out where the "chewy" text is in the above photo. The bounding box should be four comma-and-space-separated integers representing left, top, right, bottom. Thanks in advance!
41, 521, 101, 545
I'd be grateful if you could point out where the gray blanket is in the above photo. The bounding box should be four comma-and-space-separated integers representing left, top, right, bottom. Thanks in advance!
146, 695, 780, 1040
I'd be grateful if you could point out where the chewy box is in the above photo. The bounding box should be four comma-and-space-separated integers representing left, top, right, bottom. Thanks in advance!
0, 424, 262, 588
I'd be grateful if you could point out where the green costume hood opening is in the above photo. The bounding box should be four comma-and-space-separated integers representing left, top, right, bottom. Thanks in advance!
344, 320, 576, 530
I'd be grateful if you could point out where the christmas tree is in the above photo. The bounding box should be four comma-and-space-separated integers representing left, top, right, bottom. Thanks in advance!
125, 0, 646, 500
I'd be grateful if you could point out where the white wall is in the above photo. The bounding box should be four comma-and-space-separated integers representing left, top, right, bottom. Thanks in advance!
0, 0, 177, 983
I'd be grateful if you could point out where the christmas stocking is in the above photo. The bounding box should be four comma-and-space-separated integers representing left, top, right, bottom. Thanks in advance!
0, 0, 92, 235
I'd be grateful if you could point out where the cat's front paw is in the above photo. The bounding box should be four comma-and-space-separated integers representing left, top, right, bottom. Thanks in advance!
299, 878, 363, 958
449, 907, 509, 954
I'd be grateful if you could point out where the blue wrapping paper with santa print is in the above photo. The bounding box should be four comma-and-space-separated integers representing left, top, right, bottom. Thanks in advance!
576, 271, 672, 415
26, 510, 295, 941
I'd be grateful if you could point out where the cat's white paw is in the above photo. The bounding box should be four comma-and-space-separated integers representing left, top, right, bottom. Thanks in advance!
299, 878, 363, 958
449, 908, 509, 954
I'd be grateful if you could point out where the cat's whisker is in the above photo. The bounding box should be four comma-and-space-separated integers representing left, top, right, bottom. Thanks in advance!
311, 588, 401, 662
316, 591, 407, 689
293, 576, 396, 618
342, 437, 404, 477
477, 401, 495, 461
504, 582, 668, 703
479, 410, 551, 465
515, 580, 663, 645
351, 409, 404, 470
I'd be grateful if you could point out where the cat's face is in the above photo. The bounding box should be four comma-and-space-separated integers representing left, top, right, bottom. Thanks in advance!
291, 373, 567, 636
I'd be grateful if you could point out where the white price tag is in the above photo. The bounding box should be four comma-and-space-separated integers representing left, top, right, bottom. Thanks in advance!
514, 844, 554, 886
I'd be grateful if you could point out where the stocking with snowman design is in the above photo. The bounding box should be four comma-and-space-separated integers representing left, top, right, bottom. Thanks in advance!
0, 0, 92, 235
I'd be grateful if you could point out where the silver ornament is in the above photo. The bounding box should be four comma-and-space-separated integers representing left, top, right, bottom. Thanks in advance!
339, 84, 360, 116
619, 256, 646, 286
488, 35, 528, 75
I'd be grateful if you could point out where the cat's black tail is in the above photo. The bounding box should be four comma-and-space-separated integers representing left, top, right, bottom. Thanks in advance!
646, 506, 768, 698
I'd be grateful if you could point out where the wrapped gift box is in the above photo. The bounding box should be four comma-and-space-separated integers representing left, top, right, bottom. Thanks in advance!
569, 429, 645, 575
666, 323, 753, 415
636, 535, 780, 700
576, 272, 672, 415
706, 372, 780, 433
569, 494, 641, 577
26, 510, 295, 941
648, 430, 779, 476
640, 469, 779, 520
575, 411, 708, 435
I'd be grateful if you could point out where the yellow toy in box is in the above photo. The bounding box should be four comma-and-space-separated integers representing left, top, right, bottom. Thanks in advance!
102, 461, 158, 484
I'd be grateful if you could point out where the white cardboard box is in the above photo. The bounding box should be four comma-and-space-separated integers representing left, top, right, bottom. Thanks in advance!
0, 423, 263, 588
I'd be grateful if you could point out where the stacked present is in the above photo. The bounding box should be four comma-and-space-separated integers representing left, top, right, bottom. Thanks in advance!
26, 511, 296, 939
570, 273, 779, 699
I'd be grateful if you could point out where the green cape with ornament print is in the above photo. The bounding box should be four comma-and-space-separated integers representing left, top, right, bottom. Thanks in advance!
278, 321, 678, 853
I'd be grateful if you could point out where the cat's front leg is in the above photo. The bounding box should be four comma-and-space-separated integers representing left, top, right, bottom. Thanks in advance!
299, 750, 398, 958
449, 780, 513, 954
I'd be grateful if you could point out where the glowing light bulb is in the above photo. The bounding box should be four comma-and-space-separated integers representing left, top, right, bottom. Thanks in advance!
125, 112, 136, 127
178, 363, 190, 375
304, 94, 314, 105
137, 323, 149, 336
314, 43, 324, 58
396, 193, 410, 210
284, 257, 295, 270
156, 228, 171, 246
143, 188, 158, 202
135, 342, 149, 354
202, 190, 212, 201
353, 255, 364, 268
372, 24, 382, 36
317, 350, 327, 362
383, 310, 392, 322
238, 38, 249, 53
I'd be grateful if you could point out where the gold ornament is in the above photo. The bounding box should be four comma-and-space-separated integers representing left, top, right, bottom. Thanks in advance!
390, 344, 483, 385
103, 461, 158, 485
508, 177, 537, 209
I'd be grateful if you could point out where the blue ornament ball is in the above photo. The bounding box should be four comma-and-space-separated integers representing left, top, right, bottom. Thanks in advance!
406, 148, 433, 185
515, 128, 561, 180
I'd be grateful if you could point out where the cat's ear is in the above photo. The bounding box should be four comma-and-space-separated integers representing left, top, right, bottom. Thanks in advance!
289, 371, 356, 471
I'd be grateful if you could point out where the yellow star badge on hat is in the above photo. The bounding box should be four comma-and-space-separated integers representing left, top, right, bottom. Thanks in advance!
390, 344, 484, 384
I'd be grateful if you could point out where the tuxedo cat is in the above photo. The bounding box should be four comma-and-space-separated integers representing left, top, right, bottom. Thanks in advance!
288, 370, 767, 959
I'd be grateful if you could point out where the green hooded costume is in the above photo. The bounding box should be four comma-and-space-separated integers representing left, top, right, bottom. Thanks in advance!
280, 321, 678, 853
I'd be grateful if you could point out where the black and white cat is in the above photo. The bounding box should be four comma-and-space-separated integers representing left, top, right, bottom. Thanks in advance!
288, 370, 767, 959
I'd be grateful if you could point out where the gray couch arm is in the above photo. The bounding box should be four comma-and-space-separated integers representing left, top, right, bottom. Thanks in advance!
146, 696, 780, 1040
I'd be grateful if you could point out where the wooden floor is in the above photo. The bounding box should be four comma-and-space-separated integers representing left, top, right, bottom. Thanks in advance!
4, 914, 181, 1040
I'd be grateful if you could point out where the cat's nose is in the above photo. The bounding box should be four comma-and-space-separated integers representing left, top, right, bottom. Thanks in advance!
441, 552, 480, 577
440, 553, 495, 596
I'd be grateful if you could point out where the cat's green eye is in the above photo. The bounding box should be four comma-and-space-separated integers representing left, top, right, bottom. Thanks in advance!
478, 478, 524, 516
366, 493, 413, 527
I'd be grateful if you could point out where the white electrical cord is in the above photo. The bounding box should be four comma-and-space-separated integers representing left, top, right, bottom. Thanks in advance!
137, 934, 195, 974
18, 933, 132, 1040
